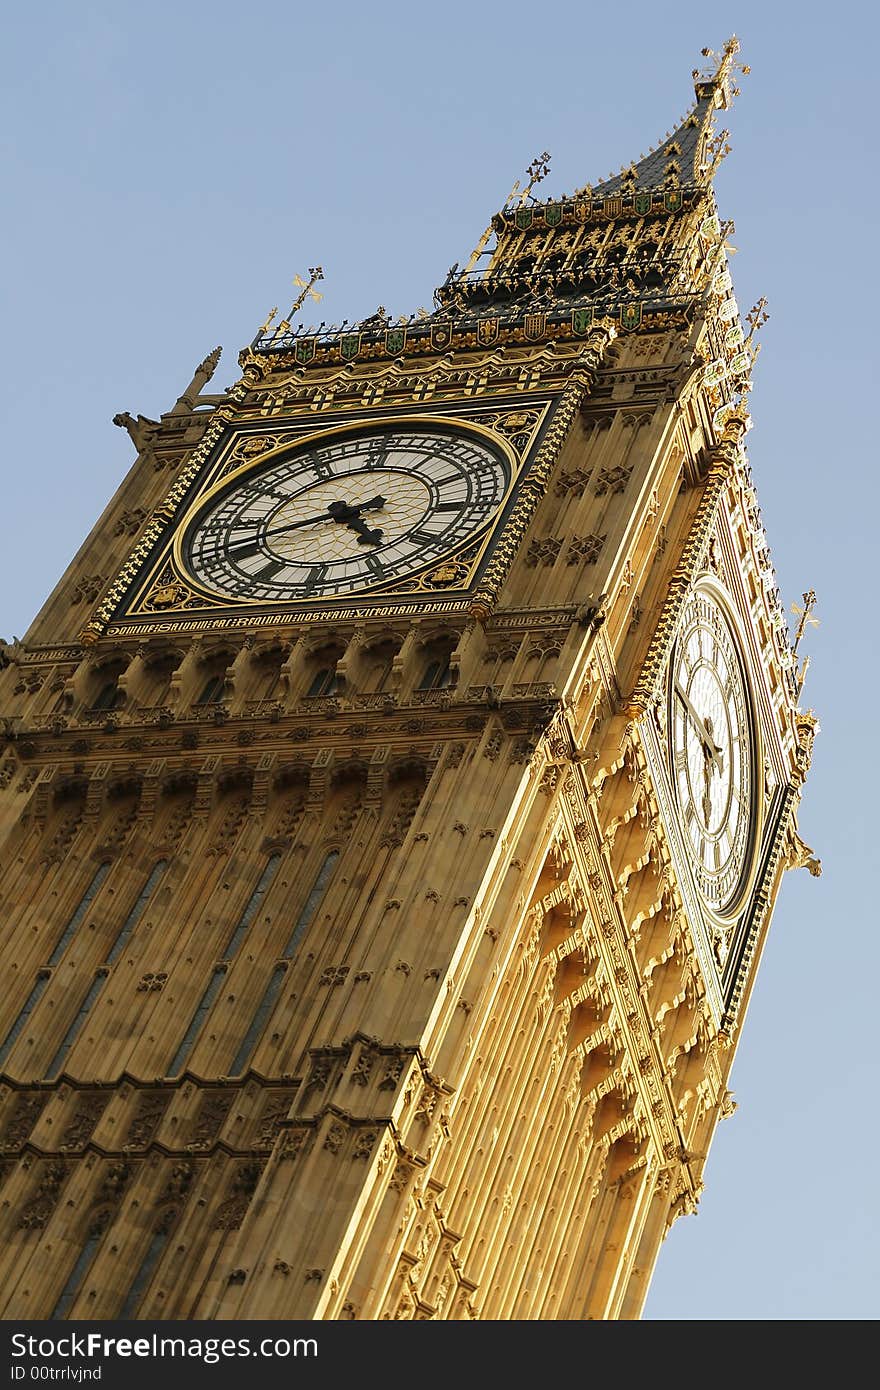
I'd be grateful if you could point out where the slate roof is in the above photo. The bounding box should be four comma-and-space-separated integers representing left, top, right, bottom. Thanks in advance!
588, 92, 715, 196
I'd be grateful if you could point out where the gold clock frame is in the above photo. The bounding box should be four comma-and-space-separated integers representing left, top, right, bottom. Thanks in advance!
665, 574, 763, 925
99, 402, 551, 638
171, 414, 521, 608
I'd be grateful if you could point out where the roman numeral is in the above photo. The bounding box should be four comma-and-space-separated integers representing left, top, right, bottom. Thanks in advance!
304, 564, 328, 591
254, 559, 286, 583
227, 541, 263, 561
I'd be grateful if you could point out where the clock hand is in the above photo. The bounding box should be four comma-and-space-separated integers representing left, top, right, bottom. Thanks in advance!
674, 682, 724, 776
344, 514, 384, 546
326, 496, 386, 522
224, 496, 387, 553
701, 750, 714, 826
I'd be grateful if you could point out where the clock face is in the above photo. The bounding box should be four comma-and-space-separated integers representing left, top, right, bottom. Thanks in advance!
668, 585, 755, 912
179, 427, 511, 602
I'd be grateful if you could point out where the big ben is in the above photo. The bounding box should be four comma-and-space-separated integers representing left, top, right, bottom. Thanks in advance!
0, 37, 818, 1320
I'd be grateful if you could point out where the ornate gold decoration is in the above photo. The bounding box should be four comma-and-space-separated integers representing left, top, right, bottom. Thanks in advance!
424, 562, 469, 589
274, 267, 324, 338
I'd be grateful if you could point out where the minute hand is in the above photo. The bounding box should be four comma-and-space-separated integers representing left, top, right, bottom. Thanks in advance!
674, 682, 724, 775
225, 496, 386, 553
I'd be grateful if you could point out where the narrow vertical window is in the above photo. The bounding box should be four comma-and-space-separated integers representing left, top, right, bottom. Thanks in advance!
228, 965, 287, 1077
222, 854, 280, 958
306, 668, 339, 697
47, 862, 112, 967
118, 1211, 176, 1318
90, 681, 120, 712
0, 973, 50, 1067
194, 674, 225, 705
50, 1211, 110, 1319
0, 862, 113, 1069
281, 851, 339, 958
34, 862, 168, 1080
167, 855, 281, 1077
167, 967, 226, 1078
417, 657, 452, 691
106, 861, 167, 966
45, 974, 107, 1080
228, 851, 340, 1076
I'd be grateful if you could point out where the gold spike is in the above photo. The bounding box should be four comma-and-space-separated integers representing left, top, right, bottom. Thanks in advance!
462, 153, 551, 280
277, 267, 325, 334
791, 590, 819, 655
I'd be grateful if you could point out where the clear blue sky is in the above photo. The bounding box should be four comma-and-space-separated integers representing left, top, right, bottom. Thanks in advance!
2, 1, 877, 1321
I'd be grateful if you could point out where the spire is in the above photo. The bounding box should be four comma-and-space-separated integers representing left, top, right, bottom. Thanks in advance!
585, 36, 749, 198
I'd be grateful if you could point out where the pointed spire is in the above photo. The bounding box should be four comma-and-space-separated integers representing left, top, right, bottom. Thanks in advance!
578, 37, 748, 200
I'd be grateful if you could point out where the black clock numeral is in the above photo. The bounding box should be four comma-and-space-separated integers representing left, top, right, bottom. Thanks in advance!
254, 559, 287, 583
227, 540, 263, 561
303, 564, 328, 592
185, 429, 510, 602
242, 485, 293, 502
407, 527, 444, 547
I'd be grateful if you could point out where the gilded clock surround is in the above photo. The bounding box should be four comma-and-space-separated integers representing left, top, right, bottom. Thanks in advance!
112, 407, 548, 630
667, 577, 759, 918
0, 38, 819, 1321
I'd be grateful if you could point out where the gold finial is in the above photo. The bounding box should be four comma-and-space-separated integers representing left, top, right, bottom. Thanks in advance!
461, 224, 496, 278
694, 36, 750, 104
274, 267, 325, 337
738, 296, 770, 372
258, 306, 278, 336
705, 127, 732, 176
463, 153, 553, 279
791, 589, 819, 656
520, 151, 551, 204
745, 296, 769, 339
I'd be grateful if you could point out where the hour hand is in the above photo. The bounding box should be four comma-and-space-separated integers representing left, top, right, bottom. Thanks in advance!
675, 682, 723, 775
346, 514, 384, 546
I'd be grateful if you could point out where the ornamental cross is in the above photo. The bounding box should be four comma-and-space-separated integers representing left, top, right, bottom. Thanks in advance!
694, 35, 751, 97
276, 267, 325, 335
465, 152, 553, 278
791, 589, 819, 655
746, 297, 770, 339
520, 151, 552, 204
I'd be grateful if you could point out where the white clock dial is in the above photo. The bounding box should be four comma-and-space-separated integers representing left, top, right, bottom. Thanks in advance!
669, 584, 755, 911
180, 427, 511, 602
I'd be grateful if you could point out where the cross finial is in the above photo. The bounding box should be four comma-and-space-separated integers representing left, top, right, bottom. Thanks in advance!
694, 35, 750, 104
275, 267, 325, 337
745, 297, 770, 340
464, 152, 553, 280
520, 151, 551, 205
791, 589, 819, 656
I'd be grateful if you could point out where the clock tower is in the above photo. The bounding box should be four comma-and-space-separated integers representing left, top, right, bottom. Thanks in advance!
0, 38, 818, 1320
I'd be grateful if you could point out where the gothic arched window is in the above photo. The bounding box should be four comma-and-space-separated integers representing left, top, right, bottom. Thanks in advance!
305, 667, 339, 698
90, 680, 121, 712
195, 673, 225, 705
417, 656, 452, 691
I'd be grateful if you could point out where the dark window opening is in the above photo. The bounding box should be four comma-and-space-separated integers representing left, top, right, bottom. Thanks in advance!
195, 674, 225, 705
417, 657, 452, 691
91, 681, 121, 711
306, 667, 339, 698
